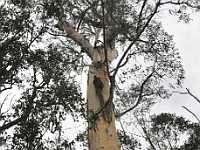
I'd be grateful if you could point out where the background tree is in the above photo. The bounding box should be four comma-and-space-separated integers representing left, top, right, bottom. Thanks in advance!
0, 1, 84, 149
137, 113, 200, 150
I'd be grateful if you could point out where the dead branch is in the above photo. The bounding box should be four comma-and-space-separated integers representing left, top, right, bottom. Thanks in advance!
182, 106, 200, 122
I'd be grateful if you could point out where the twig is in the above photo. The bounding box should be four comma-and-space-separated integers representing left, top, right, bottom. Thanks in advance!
113, 0, 160, 78
116, 70, 154, 118
186, 88, 200, 104
182, 106, 200, 122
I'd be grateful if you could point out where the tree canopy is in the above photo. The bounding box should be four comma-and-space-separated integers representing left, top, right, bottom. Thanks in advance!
0, 0, 200, 149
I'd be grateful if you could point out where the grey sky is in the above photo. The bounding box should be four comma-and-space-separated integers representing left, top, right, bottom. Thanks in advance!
152, 13, 200, 122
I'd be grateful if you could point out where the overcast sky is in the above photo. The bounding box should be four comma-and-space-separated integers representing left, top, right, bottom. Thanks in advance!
152, 13, 200, 122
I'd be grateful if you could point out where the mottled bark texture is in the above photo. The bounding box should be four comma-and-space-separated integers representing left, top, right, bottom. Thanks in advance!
87, 54, 120, 150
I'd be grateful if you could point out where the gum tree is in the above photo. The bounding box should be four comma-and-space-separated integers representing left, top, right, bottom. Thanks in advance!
1, 0, 200, 149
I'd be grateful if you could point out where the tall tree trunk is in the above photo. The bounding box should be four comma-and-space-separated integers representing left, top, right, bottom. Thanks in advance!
87, 61, 120, 150
61, 20, 120, 150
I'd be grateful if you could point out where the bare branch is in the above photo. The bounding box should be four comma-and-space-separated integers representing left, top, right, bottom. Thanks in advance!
160, 0, 200, 9
0, 95, 9, 116
182, 106, 200, 122
113, 1, 160, 78
76, 1, 99, 32
186, 88, 200, 104
175, 88, 200, 104
116, 70, 155, 118
28, 26, 45, 48
0, 86, 12, 93
136, 0, 148, 32
135, 116, 157, 150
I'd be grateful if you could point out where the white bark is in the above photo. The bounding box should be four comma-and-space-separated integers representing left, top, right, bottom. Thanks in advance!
87, 64, 120, 150
62, 22, 93, 58
61, 19, 120, 150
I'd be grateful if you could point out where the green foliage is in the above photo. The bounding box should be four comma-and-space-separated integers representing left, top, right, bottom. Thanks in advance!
0, 1, 85, 149
118, 130, 141, 150
115, 21, 184, 114
147, 113, 200, 149
0, 5, 30, 91
12, 119, 45, 150
0, 0, 200, 149
179, 123, 200, 150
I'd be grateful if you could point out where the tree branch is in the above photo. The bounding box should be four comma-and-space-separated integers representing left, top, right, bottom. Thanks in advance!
186, 88, 200, 104
76, 1, 99, 32
160, 0, 200, 9
136, 0, 148, 31
116, 70, 155, 118
182, 106, 200, 122
56, 2, 94, 59
0, 67, 38, 133
141, 124, 157, 149
61, 22, 93, 58
113, 0, 160, 78
135, 116, 157, 150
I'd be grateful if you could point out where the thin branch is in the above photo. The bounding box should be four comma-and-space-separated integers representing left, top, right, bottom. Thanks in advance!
135, 116, 157, 150
76, 1, 99, 32
118, 119, 128, 150
113, 40, 156, 71
0, 86, 12, 93
0, 67, 38, 133
186, 88, 200, 104
160, 1, 200, 9
28, 26, 45, 48
113, 0, 160, 78
182, 106, 200, 122
0, 117, 24, 132
136, 0, 148, 32
47, 30, 67, 37
116, 70, 155, 118
162, 129, 174, 150
141, 124, 157, 150
0, 95, 9, 115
